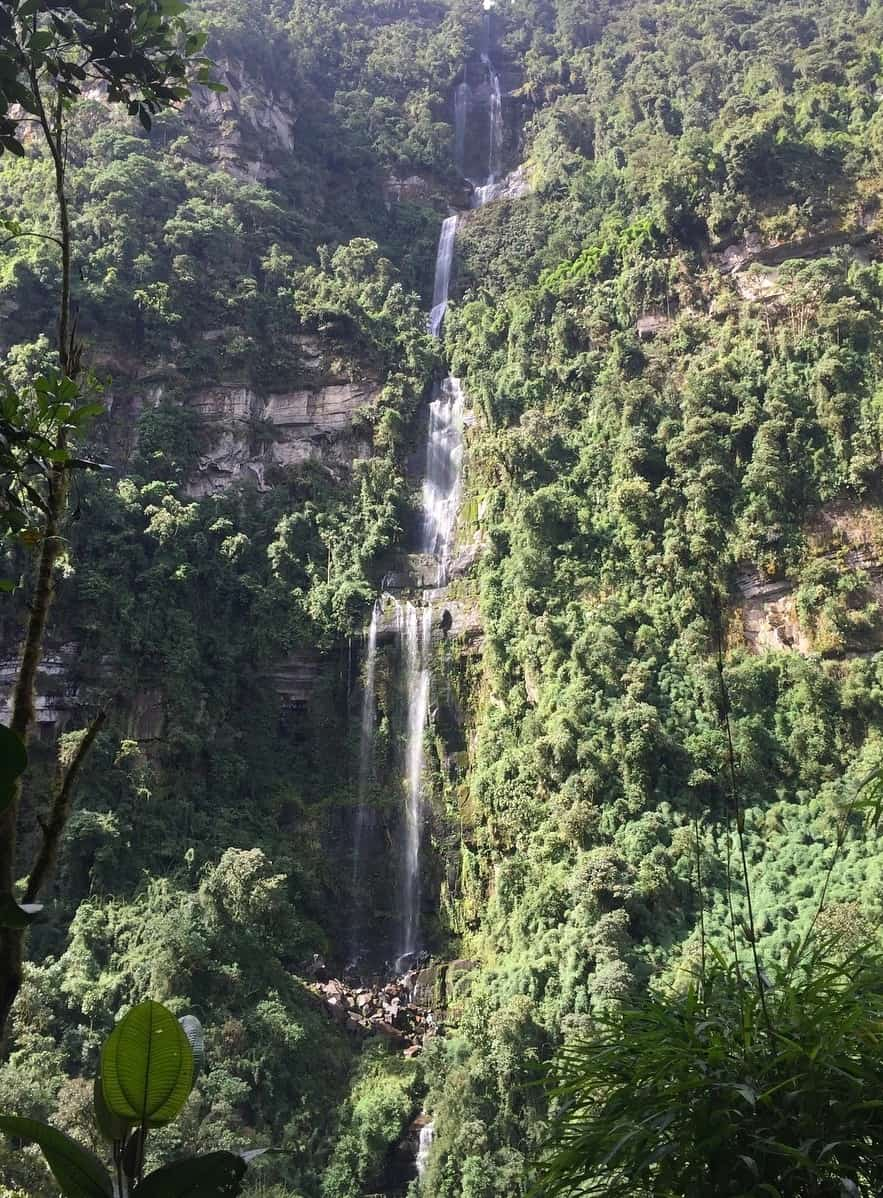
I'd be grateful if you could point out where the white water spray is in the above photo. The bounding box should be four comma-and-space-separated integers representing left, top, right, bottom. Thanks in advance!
428, 215, 458, 337
417, 1121, 435, 1178
349, 599, 380, 966
421, 377, 465, 586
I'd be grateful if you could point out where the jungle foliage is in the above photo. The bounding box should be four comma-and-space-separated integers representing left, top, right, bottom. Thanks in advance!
6, 0, 883, 1196
541, 949, 883, 1197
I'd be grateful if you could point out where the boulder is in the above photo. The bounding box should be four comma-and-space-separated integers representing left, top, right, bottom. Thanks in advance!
372, 1021, 407, 1045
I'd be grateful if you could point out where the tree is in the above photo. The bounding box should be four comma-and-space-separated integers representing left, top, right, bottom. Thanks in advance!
0, 0, 216, 1043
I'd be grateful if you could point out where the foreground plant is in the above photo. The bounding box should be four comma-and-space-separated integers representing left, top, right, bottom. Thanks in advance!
0, 998, 267, 1197
539, 947, 883, 1197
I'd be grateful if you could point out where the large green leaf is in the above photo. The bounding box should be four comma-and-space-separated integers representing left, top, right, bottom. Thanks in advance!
133, 1151, 247, 1197
0, 1114, 113, 1198
101, 1000, 194, 1128
0, 723, 26, 814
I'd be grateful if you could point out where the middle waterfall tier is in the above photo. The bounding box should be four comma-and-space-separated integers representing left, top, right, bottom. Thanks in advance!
421, 378, 465, 588
429, 214, 458, 337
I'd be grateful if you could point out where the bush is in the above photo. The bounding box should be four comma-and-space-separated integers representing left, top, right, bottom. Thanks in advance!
540, 948, 883, 1197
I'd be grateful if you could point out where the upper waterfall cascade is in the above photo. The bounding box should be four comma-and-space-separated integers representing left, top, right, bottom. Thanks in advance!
473, 52, 503, 207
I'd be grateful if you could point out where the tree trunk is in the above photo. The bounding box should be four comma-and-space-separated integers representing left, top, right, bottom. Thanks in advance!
0, 75, 76, 1044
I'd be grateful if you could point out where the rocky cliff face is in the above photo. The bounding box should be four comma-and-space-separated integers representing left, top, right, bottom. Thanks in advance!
735, 502, 883, 657
183, 58, 297, 183
186, 373, 377, 496
96, 330, 381, 492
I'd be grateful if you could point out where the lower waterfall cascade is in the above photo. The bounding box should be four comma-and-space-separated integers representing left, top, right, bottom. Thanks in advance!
348, 599, 380, 970
416, 1122, 435, 1178
397, 600, 432, 969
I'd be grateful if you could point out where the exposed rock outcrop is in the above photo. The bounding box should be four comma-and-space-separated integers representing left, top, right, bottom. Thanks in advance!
0, 651, 80, 733
636, 312, 672, 339
305, 957, 477, 1053
306, 974, 441, 1053
372, 596, 482, 644
410, 957, 478, 1017
734, 504, 883, 656
384, 173, 472, 209
184, 61, 297, 183
735, 573, 812, 655
186, 377, 376, 496
713, 228, 876, 276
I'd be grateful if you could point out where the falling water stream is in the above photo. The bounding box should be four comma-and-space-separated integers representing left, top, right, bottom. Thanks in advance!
421, 377, 466, 588
416, 1122, 435, 1178
428, 216, 458, 338
395, 14, 504, 969
353, 13, 504, 977
474, 11, 504, 206
398, 601, 433, 966
473, 57, 502, 206
454, 81, 469, 173
349, 600, 380, 969
345, 17, 507, 1186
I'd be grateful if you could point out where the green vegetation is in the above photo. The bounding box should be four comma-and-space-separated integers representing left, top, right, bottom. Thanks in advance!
424, 0, 883, 1192
322, 1051, 418, 1198
2, 997, 270, 1196
6, 0, 883, 1195
0, 0, 216, 1055
541, 949, 883, 1197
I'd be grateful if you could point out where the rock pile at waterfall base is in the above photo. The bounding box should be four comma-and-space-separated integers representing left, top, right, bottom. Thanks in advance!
306, 974, 439, 1054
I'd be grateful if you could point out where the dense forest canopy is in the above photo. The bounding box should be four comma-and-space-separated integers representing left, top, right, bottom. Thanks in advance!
3, 0, 883, 1194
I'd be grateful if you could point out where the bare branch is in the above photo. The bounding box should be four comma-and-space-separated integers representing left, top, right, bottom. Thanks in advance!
0, 231, 64, 252
24, 711, 107, 905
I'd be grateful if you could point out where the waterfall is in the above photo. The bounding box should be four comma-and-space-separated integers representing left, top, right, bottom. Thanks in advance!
421, 377, 465, 587
349, 17, 503, 978
474, 55, 503, 206
416, 1121, 435, 1178
391, 18, 504, 969
396, 601, 432, 968
349, 600, 380, 968
428, 215, 458, 337
485, 59, 503, 183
